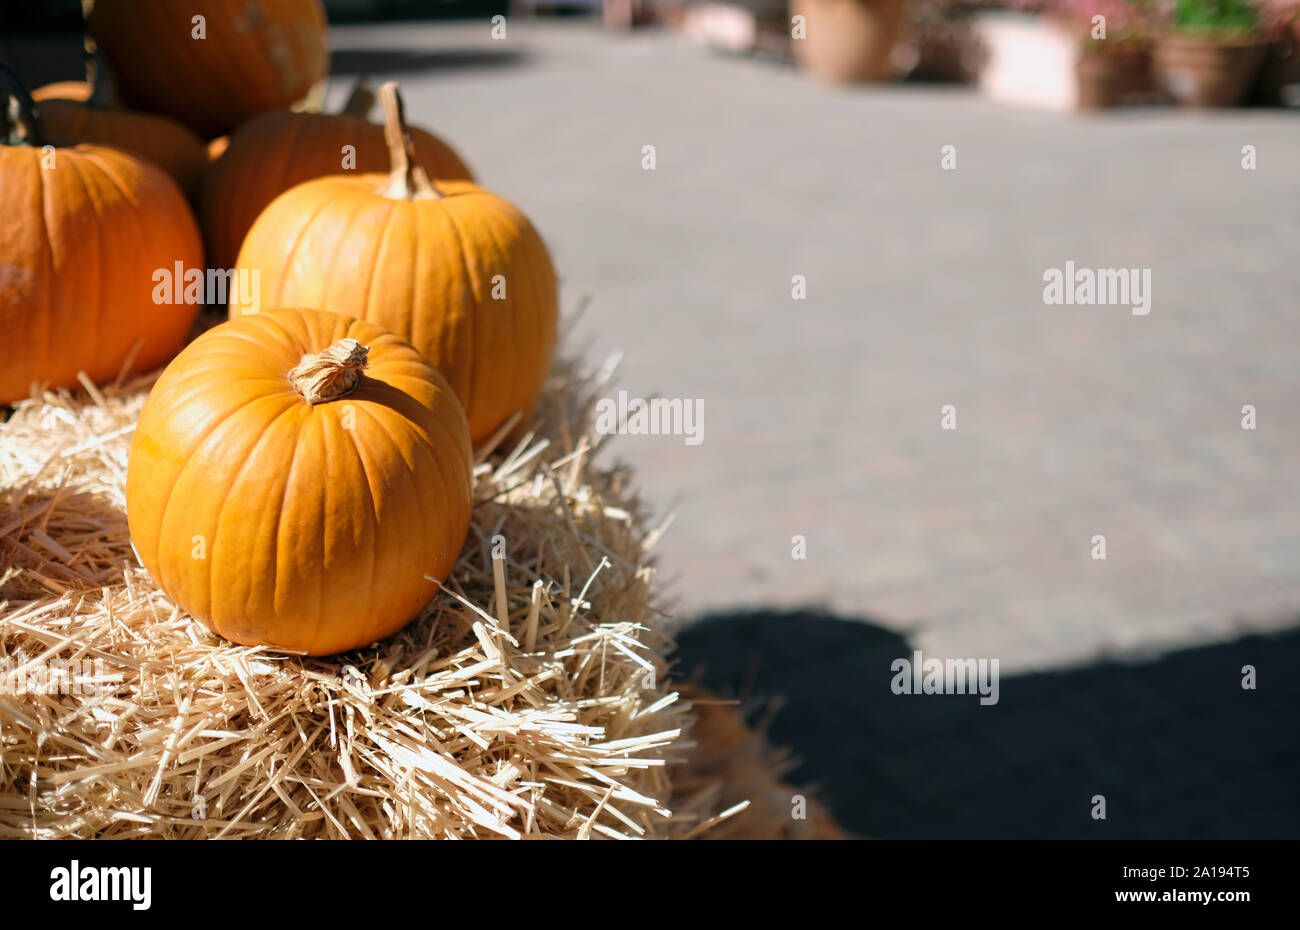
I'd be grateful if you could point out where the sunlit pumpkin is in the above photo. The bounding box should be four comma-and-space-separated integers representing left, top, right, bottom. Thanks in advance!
126, 307, 474, 656
89, 0, 330, 139
199, 78, 472, 270
36, 61, 207, 199
0, 67, 202, 404
232, 82, 556, 446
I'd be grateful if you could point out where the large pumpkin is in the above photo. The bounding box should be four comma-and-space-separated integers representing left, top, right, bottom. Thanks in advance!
232, 83, 556, 447
36, 67, 207, 199
89, 0, 329, 139
0, 68, 202, 405
126, 308, 474, 656
200, 79, 472, 270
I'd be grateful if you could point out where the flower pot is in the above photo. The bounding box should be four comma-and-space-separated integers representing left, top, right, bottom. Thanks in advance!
1152, 34, 1267, 107
791, 0, 907, 83
1113, 46, 1155, 100
1075, 53, 1123, 110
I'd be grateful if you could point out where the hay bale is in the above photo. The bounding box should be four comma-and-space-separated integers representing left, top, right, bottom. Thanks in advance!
0, 329, 841, 839
669, 695, 849, 840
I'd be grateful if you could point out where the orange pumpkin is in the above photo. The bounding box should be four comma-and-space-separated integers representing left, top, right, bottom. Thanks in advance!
126, 308, 474, 656
36, 65, 207, 200
32, 81, 93, 103
0, 68, 202, 405
232, 83, 556, 447
90, 0, 329, 139
199, 78, 472, 270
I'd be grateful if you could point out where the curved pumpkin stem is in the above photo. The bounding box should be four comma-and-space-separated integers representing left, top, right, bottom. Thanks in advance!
377, 80, 440, 201
340, 76, 375, 119
0, 62, 44, 147
85, 51, 120, 109
80, 0, 104, 98
289, 338, 370, 404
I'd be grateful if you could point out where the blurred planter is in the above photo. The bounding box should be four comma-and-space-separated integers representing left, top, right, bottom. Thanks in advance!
1152, 34, 1267, 106
791, 0, 906, 83
1250, 38, 1300, 104
1075, 45, 1153, 110
1075, 51, 1122, 109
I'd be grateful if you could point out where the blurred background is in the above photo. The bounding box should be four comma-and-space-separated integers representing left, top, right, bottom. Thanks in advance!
4, 0, 1298, 837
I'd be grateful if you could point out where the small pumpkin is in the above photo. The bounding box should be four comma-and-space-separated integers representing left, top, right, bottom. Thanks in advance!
232, 82, 556, 447
89, 0, 329, 139
126, 308, 474, 656
35, 57, 207, 199
199, 78, 472, 270
0, 66, 202, 405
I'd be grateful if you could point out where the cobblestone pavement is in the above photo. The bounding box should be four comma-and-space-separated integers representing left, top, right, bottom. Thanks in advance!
337, 22, 1299, 674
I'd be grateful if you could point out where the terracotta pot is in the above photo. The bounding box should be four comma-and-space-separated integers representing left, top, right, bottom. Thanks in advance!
791, 0, 907, 83
1113, 46, 1155, 100
1152, 34, 1267, 107
1075, 52, 1122, 110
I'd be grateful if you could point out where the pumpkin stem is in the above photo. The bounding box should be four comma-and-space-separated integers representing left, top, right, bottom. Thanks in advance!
85, 52, 119, 109
376, 80, 439, 201
80, 0, 108, 102
340, 76, 375, 119
0, 62, 44, 147
289, 338, 370, 404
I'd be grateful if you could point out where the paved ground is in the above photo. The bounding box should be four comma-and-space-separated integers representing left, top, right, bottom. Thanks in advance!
319, 22, 1300, 674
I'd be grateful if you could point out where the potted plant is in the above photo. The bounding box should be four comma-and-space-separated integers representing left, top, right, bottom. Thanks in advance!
790, 0, 909, 83
1057, 0, 1155, 109
1152, 0, 1268, 106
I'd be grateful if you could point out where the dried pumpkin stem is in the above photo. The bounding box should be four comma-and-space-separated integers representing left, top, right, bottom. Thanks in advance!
377, 80, 439, 201
340, 76, 375, 119
289, 338, 369, 404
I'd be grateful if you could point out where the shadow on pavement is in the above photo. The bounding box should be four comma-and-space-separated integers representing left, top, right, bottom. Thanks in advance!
329, 46, 528, 76
672, 607, 1300, 839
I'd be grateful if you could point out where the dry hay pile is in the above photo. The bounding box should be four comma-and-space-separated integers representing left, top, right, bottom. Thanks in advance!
0, 327, 841, 839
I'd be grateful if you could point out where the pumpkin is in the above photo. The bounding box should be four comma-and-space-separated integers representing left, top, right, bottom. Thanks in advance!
125, 308, 474, 656
89, 0, 329, 139
0, 67, 202, 405
32, 81, 93, 103
199, 78, 472, 270
232, 83, 556, 447
35, 58, 207, 199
